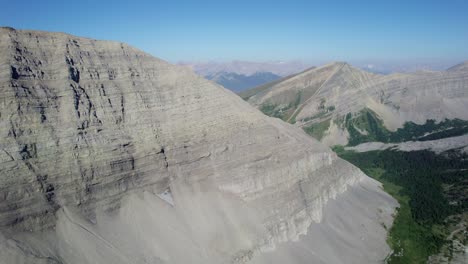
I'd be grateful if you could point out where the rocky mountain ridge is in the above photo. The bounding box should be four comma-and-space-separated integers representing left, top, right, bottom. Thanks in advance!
243, 61, 468, 146
0, 28, 396, 264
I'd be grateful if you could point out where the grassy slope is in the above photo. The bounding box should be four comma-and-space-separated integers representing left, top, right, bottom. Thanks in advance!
258, 92, 303, 122
303, 119, 331, 140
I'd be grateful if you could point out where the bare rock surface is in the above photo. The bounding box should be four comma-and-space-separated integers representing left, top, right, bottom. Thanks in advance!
251, 177, 397, 264
0, 28, 396, 263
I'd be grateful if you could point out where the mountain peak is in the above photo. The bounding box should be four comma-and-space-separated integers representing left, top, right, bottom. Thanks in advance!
0, 28, 396, 263
447, 61, 468, 72
0, 26, 16, 31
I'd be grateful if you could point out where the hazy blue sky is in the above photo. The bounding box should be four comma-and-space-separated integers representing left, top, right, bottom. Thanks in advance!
1, 0, 467, 63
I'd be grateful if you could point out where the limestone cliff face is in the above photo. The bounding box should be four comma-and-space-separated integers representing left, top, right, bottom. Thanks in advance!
0, 28, 395, 264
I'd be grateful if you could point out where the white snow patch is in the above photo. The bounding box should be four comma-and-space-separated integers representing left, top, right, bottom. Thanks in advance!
157, 188, 174, 206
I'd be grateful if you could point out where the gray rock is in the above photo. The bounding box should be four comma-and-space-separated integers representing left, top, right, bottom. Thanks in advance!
0, 28, 396, 263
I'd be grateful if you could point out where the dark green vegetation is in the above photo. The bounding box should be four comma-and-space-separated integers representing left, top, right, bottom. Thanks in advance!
343, 108, 468, 146
303, 119, 331, 140
259, 103, 285, 119
259, 92, 302, 122
257, 96, 468, 263
335, 148, 468, 263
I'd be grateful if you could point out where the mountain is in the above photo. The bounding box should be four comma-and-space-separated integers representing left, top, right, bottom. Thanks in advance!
0, 28, 396, 263
180, 60, 311, 77
447, 61, 468, 72
205, 71, 281, 92
353, 60, 461, 74
243, 61, 468, 146
243, 60, 468, 263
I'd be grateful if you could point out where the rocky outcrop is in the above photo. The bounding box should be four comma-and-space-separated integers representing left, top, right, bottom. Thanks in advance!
0, 28, 396, 263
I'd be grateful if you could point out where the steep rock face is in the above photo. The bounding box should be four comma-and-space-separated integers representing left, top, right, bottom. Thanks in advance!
0, 28, 395, 263
244, 61, 468, 145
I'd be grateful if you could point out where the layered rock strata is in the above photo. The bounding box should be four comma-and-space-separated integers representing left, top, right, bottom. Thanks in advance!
0, 28, 396, 264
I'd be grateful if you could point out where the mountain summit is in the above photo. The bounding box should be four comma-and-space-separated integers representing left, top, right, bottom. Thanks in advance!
0, 28, 396, 264
243, 61, 468, 146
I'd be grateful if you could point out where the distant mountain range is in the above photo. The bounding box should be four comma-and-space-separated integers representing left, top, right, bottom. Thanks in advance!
204, 71, 281, 92
0, 28, 396, 264
180, 60, 468, 92
182, 59, 465, 75
179, 61, 312, 92
179, 60, 311, 77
